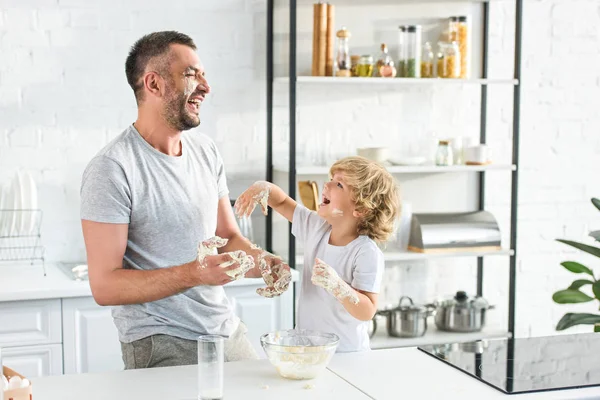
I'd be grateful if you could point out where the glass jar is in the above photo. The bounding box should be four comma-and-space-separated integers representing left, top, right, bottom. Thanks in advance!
335, 27, 352, 77
404, 25, 422, 78
436, 42, 445, 78
376, 43, 396, 78
350, 55, 361, 77
397, 25, 406, 77
441, 41, 460, 79
436, 140, 453, 166
357, 55, 374, 77
421, 42, 434, 78
450, 16, 470, 78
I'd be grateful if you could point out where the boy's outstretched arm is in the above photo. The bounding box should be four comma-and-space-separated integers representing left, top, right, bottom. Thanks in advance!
312, 258, 378, 321
234, 181, 297, 223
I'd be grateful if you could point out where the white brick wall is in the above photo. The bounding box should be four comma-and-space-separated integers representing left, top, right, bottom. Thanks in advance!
1, 0, 599, 341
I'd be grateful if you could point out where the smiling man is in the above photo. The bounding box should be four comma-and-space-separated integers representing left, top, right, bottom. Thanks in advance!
79, 31, 291, 369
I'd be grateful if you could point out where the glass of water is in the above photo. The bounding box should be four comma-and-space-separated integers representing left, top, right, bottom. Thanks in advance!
197, 335, 224, 400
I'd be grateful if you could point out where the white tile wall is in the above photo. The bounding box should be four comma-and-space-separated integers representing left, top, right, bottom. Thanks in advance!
0, 0, 599, 340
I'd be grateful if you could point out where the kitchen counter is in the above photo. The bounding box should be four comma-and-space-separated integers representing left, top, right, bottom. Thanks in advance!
0, 262, 300, 302
29, 349, 600, 399
32, 358, 369, 400
329, 348, 600, 400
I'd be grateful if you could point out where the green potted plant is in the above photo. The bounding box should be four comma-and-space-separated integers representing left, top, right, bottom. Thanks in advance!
552, 198, 600, 333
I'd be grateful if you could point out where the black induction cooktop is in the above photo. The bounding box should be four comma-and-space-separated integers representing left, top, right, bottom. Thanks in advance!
418, 333, 600, 395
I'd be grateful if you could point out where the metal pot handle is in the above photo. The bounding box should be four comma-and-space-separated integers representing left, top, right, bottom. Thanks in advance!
398, 296, 414, 307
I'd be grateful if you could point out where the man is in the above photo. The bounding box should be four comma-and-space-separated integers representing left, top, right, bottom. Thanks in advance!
80, 31, 290, 369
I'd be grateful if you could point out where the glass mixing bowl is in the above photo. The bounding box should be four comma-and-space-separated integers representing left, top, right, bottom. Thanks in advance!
260, 329, 339, 380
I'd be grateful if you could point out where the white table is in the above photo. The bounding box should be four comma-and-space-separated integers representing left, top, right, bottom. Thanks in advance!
328, 348, 600, 400
32, 359, 369, 400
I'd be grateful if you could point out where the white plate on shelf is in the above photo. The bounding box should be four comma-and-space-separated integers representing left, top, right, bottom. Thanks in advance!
388, 156, 427, 166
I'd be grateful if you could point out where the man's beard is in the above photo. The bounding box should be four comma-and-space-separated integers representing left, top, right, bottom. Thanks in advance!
163, 89, 201, 131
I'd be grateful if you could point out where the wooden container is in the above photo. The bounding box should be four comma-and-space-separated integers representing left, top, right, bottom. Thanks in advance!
3, 366, 32, 400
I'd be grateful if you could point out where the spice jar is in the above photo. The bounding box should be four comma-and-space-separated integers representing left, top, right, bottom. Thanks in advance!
397, 26, 406, 77
435, 140, 454, 166
404, 25, 422, 78
350, 55, 361, 77
357, 55, 374, 77
450, 16, 470, 78
335, 27, 352, 77
376, 43, 396, 78
421, 42, 434, 78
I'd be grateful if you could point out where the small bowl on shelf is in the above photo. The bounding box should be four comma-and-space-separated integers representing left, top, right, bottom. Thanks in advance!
260, 329, 339, 380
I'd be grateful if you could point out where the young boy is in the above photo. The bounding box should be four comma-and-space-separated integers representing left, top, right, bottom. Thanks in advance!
235, 156, 400, 352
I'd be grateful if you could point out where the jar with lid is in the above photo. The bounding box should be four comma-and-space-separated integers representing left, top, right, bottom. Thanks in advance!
450, 16, 470, 78
376, 43, 396, 78
421, 42, 434, 78
357, 55, 374, 78
397, 25, 407, 77
335, 27, 352, 77
404, 25, 422, 78
435, 140, 453, 166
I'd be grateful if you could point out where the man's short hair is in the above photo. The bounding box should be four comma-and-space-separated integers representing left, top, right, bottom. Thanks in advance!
125, 31, 196, 103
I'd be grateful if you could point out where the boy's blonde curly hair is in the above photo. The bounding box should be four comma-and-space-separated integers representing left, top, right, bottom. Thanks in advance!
329, 156, 400, 243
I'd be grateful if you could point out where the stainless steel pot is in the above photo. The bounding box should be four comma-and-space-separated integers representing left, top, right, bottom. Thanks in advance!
378, 296, 435, 338
431, 291, 495, 333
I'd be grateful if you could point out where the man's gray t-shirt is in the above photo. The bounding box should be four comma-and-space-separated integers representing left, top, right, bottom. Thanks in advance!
80, 125, 239, 343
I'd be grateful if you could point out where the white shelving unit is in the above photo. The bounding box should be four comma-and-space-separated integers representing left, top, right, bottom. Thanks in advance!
296, 248, 514, 265
274, 164, 517, 175
275, 76, 519, 86
370, 326, 511, 350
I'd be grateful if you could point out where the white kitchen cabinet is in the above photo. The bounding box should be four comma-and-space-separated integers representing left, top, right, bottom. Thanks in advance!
2, 344, 63, 378
0, 299, 62, 347
224, 282, 295, 356
62, 297, 123, 375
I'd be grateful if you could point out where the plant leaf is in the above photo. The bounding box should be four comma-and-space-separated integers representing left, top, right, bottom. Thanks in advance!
557, 239, 600, 259
569, 279, 594, 290
590, 230, 600, 242
556, 313, 600, 330
592, 198, 600, 212
593, 281, 600, 300
595, 324, 600, 333
560, 261, 594, 277
552, 289, 594, 304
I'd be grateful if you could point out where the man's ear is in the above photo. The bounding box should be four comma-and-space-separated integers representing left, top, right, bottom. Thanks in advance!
143, 71, 164, 98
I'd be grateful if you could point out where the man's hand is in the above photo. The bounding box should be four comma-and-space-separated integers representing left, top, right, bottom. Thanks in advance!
311, 258, 359, 305
197, 237, 255, 282
187, 253, 243, 286
252, 245, 292, 298
234, 181, 271, 217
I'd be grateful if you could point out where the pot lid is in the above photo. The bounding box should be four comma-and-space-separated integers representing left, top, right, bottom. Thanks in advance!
396, 296, 429, 313
440, 291, 489, 309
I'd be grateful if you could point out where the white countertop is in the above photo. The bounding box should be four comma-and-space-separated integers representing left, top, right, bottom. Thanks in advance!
29, 349, 600, 399
32, 359, 368, 400
0, 262, 300, 302
328, 348, 600, 400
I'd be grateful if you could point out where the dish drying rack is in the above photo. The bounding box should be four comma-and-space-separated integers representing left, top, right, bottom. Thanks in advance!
0, 209, 46, 275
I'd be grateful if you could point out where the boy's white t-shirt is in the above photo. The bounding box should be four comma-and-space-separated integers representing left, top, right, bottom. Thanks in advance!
292, 204, 384, 352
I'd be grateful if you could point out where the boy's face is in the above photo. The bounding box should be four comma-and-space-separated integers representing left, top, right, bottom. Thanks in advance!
318, 172, 357, 220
